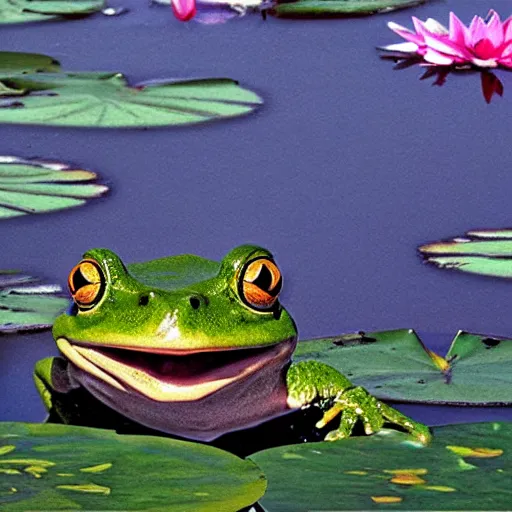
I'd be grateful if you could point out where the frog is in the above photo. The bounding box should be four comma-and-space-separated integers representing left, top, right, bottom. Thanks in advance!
35, 245, 431, 445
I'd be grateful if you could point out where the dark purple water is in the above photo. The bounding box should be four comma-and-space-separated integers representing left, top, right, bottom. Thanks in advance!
1, 0, 512, 427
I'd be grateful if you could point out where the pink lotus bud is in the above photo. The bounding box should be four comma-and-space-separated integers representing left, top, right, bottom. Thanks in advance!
171, 0, 197, 21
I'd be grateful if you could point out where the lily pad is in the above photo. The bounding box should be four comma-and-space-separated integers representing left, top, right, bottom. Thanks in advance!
0, 422, 266, 511
0, 52, 61, 76
0, 272, 68, 333
271, 0, 427, 18
419, 229, 512, 278
294, 329, 512, 405
251, 421, 511, 511
0, 0, 104, 25
0, 156, 108, 219
0, 53, 262, 127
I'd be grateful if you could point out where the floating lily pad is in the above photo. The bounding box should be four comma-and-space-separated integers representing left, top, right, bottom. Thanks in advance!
0, 0, 104, 24
0, 272, 68, 333
419, 229, 512, 278
251, 421, 511, 511
0, 422, 266, 511
0, 52, 61, 76
294, 329, 512, 405
0, 156, 108, 219
271, 0, 427, 18
0, 53, 262, 128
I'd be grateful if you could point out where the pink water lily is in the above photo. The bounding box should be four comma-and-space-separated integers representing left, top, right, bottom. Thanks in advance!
383, 10, 512, 69
171, 0, 197, 21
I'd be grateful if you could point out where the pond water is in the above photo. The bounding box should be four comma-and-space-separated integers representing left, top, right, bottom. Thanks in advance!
1, 0, 512, 431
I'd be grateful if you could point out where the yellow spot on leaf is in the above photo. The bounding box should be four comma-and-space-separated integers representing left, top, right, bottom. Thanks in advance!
424, 485, 456, 492
425, 348, 450, 373
282, 453, 305, 460
384, 468, 428, 476
194, 492, 210, 496
57, 484, 111, 495
344, 470, 368, 476
371, 496, 403, 504
24, 466, 47, 478
390, 473, 426, 485
0, 445, 15, 456
9, 488, 17, 494
80, 463, 112, 473
0, 458, 55, 467
57, 473, 75, 477
447, 445, 503, 458
0, 468, 21, 475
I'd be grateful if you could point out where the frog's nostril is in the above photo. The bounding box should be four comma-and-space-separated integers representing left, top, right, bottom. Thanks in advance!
189, 296, 201, 310
139, 294, 150, 306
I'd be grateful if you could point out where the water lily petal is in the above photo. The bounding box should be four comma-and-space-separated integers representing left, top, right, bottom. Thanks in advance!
423, 33, 470, 59
412, 17, 430, 38
171, 0, 196, 21
387, 21, 424, 45
469, 15, 489, 48
449, 12, 470, 47
485, 10, 504, 47
423, 48, 455, 66
424, 17, 449, 36
474, 38, 498, 60
498, 55, 512, 69
503, 16, 512, 44
380, 42, 419, 54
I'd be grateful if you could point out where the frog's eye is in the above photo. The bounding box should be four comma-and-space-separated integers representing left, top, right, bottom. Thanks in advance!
68, 260, 105, 310
240, 258, 282, 311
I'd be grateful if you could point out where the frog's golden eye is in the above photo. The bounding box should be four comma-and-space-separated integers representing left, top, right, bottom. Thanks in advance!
68, 260, 105, 310
240, 258, 282, 311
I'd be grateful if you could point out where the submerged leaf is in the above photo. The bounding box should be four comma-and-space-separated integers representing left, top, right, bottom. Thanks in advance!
271, 0, 427, 18
0, 422, 266, 511
0, 64, 262, 127
251, 422, 512, 511
0, 0, 104, 24
294, 329, 512, 405
420, 229, 512, 278
0, 156, 107, 219
0, 272, 68, 333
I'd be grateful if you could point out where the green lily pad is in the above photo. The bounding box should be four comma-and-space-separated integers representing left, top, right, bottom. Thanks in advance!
0, 0, 104, 25
0, 272, 68, 333
0, 52, 61, 76
0, 422, 266, 511
0, 53, 262, 127
295, 329, 512, 405
0, 156, 108, 219
251, 421, 510, 511
271, 0, 427, 18
419, 229, 512, 278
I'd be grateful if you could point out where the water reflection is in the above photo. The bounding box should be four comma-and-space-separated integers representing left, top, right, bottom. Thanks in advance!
383, 56, 505, 104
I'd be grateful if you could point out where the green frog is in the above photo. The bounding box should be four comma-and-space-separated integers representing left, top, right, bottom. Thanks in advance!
35, 245, 431, 444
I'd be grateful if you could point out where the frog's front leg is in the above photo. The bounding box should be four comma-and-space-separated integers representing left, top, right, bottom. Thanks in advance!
286, 360, 431, 445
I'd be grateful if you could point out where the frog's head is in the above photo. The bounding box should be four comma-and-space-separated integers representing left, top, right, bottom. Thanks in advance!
53, 245, 297, 402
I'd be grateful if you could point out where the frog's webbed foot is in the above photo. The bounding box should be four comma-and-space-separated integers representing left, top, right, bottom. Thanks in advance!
317, 386, 431, 445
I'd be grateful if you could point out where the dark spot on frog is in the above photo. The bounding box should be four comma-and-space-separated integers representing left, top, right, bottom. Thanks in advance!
417, 379, 425, 384
138, 294, 150, 306
481, 337, 501, 348
189, 297, 201, 310
272, 307, 282, 320
374, 385, 382, 389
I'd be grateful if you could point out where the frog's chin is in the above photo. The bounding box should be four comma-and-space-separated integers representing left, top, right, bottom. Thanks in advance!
56, 337, 296, 402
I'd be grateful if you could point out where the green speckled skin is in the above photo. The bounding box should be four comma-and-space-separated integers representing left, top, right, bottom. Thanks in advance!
36, 245, 431, 444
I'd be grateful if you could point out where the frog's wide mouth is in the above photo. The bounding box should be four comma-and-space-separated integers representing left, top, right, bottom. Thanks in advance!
56, 337, 296, 402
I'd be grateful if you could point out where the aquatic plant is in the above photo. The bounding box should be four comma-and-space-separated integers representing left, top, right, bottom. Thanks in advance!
382, 10, 512, 69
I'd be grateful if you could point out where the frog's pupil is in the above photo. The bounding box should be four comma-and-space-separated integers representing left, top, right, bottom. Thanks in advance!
72, 268, 89, 293
252, 264, 272, 291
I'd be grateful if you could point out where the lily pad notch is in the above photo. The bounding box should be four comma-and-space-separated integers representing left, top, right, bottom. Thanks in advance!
0, 52, 263, 128
0, 271, 69, 333
419, 228, 512, 278
0, 156, 108, 219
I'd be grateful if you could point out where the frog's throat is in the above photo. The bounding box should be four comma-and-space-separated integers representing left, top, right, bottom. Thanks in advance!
56, 337, 295, 403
